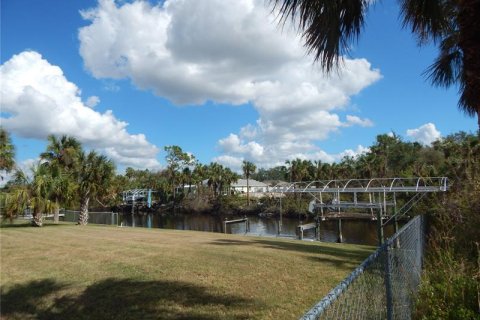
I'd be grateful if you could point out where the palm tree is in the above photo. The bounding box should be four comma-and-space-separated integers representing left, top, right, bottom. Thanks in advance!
30, 164, 56, 226
192, 163, 208, 198
76, 151, 115, 225
338, 156, 356, 179
40, 135, 82, 223
3, 168, 31, 223
286, 158, 310, 182
164, 145, 195, 202
317, 162, 334, 180
285, 159, 295, 182
272, 0, 480, 128
356, 153, 376, 179
185, 167, 192, 193
0, 128, 15, 180
5, 164, 55, 226
242, 160, 257, 206
40, 135, 82, 170
4, 185, 29, 223
222, 167, 240, 196
207, 162, 224, 197
48, 171, 77, 223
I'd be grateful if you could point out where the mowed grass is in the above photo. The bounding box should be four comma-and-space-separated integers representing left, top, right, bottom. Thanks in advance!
0, 221, 374, 319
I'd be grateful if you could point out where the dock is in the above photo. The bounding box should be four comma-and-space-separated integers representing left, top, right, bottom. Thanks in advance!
224, 217, 250, 233
297, 223, 318, 240
318, 212, 391, 220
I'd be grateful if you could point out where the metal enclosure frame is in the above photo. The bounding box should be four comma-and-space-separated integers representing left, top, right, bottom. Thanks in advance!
270, 177, 447, 245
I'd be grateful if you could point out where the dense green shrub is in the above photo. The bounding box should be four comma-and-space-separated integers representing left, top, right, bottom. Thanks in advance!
415, 178, 480, 319
414, 249, 478, 320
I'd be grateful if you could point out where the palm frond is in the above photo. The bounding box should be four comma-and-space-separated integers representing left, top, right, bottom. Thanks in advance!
272, 0, 368, 72
400, 0, 453, 44
458, 82, 477, 118
423, 31, 462, 87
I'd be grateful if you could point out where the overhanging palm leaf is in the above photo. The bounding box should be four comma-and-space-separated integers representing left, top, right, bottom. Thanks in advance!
424, 31, 462, 88
272, 0, 368, 72
273, 0, 480, 128
400, 0, 452, 44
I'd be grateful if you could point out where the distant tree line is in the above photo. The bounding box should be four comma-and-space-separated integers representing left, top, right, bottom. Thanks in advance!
253, 132, 479, 185
1, 128, 478, 224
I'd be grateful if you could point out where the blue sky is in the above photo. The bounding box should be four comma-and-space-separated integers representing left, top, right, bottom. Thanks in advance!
1, 0, 477, 174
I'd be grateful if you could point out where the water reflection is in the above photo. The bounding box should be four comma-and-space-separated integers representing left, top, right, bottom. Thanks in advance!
120, 213, 399, 246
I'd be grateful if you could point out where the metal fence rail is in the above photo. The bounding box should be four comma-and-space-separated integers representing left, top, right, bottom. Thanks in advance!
62, 210, 119, 226
301, 215, 425, 320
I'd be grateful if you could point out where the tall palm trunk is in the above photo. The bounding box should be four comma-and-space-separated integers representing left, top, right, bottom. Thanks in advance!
53, 198, 60, 224
53, 206, 60, 224
458, 0, 480, 129
78, 195, 90, 225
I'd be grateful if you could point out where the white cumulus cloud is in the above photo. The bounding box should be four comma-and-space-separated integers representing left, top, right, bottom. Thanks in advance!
212, 155, 245, 172
338, 145, 371, 159
344, 115, 374, 127
85, 95, 100, 108
78, 0, 382, 167
0, 51, 161, 169
218, 134, 264, 160
406, 123, 441, 145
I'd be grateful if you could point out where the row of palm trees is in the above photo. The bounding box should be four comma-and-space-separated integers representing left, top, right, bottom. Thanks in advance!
120, 154, 257, 203
2, 133, 114, 226
0, 140, 258, 214
2, 129, 477, 225
254, 132, 479, 185
172, 159, 257, 205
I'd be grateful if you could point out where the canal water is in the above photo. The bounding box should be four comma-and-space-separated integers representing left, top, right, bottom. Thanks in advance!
119, 213, 398, 246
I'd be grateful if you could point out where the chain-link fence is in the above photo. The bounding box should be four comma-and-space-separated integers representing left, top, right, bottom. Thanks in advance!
301, 215, 425, 320
61, 209, 119, 225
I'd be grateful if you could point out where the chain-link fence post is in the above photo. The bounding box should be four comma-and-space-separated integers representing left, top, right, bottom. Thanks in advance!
385, 245, 394, 320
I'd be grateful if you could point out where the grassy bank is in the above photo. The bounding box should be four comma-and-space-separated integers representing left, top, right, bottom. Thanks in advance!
0, 222, 373, 319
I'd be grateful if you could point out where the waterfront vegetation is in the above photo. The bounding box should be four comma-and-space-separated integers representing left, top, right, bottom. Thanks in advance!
1, 127, 479, 318
0, 222, 374, 319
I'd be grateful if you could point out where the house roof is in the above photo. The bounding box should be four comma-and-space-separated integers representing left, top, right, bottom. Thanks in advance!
263, 180, 290, 187
231, 179, 268, 188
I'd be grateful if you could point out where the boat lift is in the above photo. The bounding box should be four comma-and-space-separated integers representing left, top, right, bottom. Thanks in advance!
271, 177, 448, 245
122, 189, 155, 213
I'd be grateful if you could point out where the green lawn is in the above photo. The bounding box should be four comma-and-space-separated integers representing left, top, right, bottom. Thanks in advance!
0, 221, 373, 319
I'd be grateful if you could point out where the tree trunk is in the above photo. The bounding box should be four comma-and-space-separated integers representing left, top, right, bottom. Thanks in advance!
31, 210, 43, 227
78, 196, 90, 225
196, 183, 201, 199
54, 199, 60, 224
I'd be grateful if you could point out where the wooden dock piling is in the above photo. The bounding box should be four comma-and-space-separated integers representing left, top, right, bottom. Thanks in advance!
224, 217, 249, 234
337, 219, 343, 243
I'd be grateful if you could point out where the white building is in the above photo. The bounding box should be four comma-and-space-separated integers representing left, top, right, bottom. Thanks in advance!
231, 179, 268, 196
